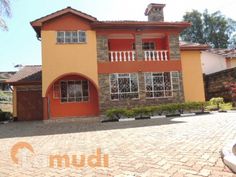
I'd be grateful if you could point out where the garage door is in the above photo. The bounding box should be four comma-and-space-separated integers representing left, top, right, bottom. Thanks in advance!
17, 88, 43, 121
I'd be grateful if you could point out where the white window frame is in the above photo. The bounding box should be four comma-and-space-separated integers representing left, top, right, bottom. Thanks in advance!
59, 80, 89, 103
56, 31, 87, 44
109, 73, 139, 101
144, 72, 179, 99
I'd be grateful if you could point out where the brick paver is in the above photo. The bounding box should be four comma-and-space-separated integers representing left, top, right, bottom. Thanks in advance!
0, 112, 236, 177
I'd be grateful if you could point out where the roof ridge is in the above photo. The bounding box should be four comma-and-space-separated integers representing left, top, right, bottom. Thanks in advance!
31, 6, 97, 24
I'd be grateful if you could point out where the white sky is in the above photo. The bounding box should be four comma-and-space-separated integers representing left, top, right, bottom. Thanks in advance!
0, 0, 235, 71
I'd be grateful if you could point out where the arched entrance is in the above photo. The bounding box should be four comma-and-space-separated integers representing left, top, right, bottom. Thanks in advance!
45, 73, 99, 119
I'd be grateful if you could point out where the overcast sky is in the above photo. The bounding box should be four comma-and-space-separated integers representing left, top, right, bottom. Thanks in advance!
0, 0, 235, 71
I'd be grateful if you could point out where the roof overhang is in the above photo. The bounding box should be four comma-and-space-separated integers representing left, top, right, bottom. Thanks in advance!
91, 21, 191, 32
30, 7, 97, 38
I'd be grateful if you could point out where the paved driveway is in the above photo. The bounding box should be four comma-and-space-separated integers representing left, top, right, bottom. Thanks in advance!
0, 113, 236, 177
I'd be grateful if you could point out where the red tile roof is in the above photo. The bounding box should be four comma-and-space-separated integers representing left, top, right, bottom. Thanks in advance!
31, 7, 97, 36
0, 72, 16, 81
206, 48, 236, 58
180, 41, 209, 51
7, 65, 42, 84
31, 7, 191, 37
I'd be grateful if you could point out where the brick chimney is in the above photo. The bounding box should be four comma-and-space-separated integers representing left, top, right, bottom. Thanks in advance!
145, 3, 165, 22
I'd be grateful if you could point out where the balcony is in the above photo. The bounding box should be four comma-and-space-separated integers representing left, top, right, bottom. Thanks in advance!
144, 50, 168, 61
109, 51, 135, 62
109, 50, 168, 62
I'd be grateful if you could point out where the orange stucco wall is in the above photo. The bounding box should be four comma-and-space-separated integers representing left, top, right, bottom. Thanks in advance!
98, 60, 182, 74
47, 75, 99, 118
181, 51, 205, 102
41, 15, 98, 97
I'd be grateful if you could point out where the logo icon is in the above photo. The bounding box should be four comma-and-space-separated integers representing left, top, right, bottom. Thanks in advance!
11, 142, 34, 164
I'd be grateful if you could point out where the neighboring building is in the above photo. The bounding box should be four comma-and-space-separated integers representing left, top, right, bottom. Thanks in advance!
8, 4, 207, 121
201, 48, 236, 74
0, 72, 15, 92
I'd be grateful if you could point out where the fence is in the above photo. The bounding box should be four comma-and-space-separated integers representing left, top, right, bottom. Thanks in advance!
204, 67, 236, 102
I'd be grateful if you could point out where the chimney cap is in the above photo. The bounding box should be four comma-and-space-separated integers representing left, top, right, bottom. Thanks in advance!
145, 3, 166, 16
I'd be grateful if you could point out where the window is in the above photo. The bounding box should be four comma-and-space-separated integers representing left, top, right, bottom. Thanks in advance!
60, 80, 89, 103
56, 31, 86, 44
144, 72, 180, 98
110, 73, 139, 100
142, 42, 155, 50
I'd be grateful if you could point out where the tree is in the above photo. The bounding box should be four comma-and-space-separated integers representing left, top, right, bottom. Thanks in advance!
181, 10, 236, 48
0, 0, 11, 30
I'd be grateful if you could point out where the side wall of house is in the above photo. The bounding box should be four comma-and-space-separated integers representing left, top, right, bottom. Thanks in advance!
181, 50, 205, 102
41, 13, 98, 97
201, 51, 227, 74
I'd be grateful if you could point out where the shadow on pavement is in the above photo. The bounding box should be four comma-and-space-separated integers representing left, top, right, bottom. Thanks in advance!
0, 117, 186, 139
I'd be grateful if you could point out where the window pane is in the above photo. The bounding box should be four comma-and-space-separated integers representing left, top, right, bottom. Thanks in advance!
68, 81, 75, 102
75, 81, 82, 98
110, 73, 139, 100
146, 92, 153, 98
65, 31, 72, 43
57, 32, 64, 43
60, 81, 67, 102
154, 91, 164, 97
79, 31, 86, 43
131, 77, 138, 92
111, 94, 118, 100
72, 31, 78, 43
118, 78, 130, 93
82, 81, 89, 99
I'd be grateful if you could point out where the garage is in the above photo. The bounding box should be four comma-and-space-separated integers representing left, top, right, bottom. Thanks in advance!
16, 86, 43, 121
7, 65, 43, 121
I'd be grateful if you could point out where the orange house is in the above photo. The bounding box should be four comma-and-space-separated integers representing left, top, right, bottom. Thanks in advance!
8, 4, 208, 121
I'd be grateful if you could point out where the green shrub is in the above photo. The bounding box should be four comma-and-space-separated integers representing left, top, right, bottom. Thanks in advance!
209, 97, 224, 110
132, 107, 152, 118
105, 101, 208, 120
219, 103, 233, 111
124, 109, 135, 118
0, 111, 12, 121
105, 108, 126, 120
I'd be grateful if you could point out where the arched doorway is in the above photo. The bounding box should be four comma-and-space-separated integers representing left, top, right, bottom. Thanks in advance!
46, 73, 99, 119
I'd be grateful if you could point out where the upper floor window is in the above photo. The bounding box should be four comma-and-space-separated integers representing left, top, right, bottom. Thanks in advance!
142, 42, 155, 50
109, 73, 139, 100
57, 31, 86, 44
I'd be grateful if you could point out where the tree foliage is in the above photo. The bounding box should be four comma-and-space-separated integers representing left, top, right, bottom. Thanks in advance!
0, 0, 11, 30
181, 9, 236, 48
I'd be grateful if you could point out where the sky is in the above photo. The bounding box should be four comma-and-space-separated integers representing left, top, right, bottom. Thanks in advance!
0, 0, 235, 71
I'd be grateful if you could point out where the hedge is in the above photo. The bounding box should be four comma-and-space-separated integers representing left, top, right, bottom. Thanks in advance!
105, 102, 206, 120
0, 108, 13, 122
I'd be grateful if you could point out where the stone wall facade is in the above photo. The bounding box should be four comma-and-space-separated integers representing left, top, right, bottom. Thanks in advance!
147, 8, 164, 22
135, 34, 143, 60
96, 35, 109, 62
98, 72, 184, 112
168, 34, 180, 60
204, 67, 236, 102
